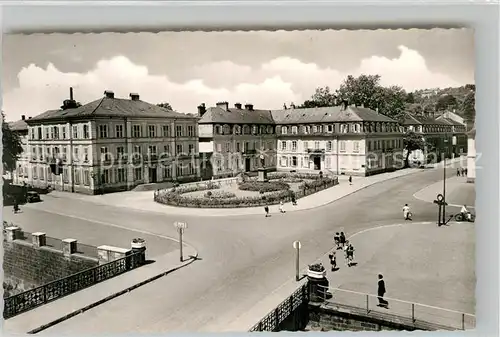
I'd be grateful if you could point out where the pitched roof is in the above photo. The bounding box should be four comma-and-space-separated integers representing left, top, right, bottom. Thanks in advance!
199, 106, 275, 124
27, 97, 196, 123
8, 119, 29, 132
402, 113, 450, 126
437, 117, 465, 126
271, 106, 396, 124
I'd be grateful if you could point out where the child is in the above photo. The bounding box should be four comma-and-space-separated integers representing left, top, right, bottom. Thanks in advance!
328, 251, 337, 271
334, 232, 341, 250
279, 201, 285, 213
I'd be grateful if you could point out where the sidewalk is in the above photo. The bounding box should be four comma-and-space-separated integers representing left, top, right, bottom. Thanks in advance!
4, 244, 198, 335
46, 157, 465, 217
413, 175, 476, 208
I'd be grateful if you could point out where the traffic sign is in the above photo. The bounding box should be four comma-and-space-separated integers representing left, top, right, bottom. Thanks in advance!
436, 194, 444, 202
293, 241, 301, 249
174, 221, 188, 229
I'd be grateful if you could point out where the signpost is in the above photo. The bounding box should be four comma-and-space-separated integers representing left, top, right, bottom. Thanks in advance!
293, 240, 302, 281
174, 221, 188, 262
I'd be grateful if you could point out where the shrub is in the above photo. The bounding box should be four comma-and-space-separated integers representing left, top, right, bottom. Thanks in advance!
308, 263, 325, 272
238, 181, 290, 193
204, 190, 236, 199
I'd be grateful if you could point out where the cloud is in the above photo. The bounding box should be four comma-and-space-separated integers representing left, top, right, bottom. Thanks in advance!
3, 46, 463, 121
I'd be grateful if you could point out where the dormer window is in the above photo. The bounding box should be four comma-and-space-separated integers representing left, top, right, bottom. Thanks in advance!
281, 126, 288, 134
260, 126, 266, 134
291, 126, 298, 134
267, 126, 273, 134
252, 125, 258, 134
215, 125, 222, 134
312, 125, 317, 133
235, 125, 241, 135
222, 124, 230, 135
340, 124, 348, 133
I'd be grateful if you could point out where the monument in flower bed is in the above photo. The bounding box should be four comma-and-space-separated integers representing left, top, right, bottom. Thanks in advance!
154, 171, 339, 209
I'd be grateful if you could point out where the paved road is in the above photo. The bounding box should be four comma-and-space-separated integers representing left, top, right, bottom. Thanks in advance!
14, 168, 464, 333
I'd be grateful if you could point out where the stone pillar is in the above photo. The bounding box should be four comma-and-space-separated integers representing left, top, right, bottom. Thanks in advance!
97, 245, 132, 265
62, 238, 77, 256
5, 226, 21, 242
131, 240, 147, 266
32, 232, 47, 247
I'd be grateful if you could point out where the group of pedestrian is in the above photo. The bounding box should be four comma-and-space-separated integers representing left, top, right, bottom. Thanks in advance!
330, 232, 355, 269
457, 167, 468, 177
264, 193, 298, 217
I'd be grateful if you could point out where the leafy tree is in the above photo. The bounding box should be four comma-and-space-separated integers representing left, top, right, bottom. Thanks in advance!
464, 84, 475, 92
403, 130, 426, 167
2, 113, 23, 173
375, 85, 407, 122
435, 94, 458, 111
423, 104, 435, 117
157, 102, 173, 110
462, 91, 475, 127
336, 74, 382, 109
299, 86, 337, 108
405, 103, 423, 116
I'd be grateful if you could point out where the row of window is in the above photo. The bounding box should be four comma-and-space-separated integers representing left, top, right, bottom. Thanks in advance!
279, 140, 359, 153
280, 122, 401, 135
29, 164, 197, 185
367, 139, 403, 151
214, 124, 274, 136
215, 140, 275, 153
214, 156, 274, 172
405, 125, 455, 133
279, 156, 339, 170
30, 124, 91, 140
100, 144, 196, 160
98, 124, 196, 139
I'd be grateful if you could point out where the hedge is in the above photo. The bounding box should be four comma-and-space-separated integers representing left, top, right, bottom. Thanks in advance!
238, 181, 290, 193
154, 175, 339, 208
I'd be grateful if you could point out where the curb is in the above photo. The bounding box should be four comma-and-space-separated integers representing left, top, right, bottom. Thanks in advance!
27, 247, 199, 335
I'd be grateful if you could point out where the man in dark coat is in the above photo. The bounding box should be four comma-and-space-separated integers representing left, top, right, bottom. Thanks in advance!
377, 274, 388, 307
264, 205, 270, 217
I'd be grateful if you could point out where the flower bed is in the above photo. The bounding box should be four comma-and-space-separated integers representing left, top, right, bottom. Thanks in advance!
238, 181, 290, 193
154, 174, 339, 208
204, 190, 236, 199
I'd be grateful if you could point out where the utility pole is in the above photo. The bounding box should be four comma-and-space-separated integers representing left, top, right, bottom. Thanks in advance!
293, 241, 301, 281
174, 221, 188, 262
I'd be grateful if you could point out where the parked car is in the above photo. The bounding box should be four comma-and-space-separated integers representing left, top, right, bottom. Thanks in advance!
26, 191, 41, 203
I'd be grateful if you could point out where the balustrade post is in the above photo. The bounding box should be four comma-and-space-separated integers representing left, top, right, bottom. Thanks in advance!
412, 303, 415, 323
462, 313, 465, 330
366, 294, 369, 314
275, 307, 280, 330
43, 284, 47, 303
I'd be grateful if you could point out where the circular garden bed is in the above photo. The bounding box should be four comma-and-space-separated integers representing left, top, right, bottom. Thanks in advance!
154, 173, 339, 208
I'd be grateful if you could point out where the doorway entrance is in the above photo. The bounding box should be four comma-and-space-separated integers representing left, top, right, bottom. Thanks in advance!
313, 156, 321, 170
149, 167, 157, 183
245, 158, 251, 172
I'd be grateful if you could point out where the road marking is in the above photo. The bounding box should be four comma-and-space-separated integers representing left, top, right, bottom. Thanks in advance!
19, 206, 188, 246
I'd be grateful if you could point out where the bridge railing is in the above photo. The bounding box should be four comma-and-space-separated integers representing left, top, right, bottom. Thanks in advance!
315, 286, 476, 331
3, 251, 145, 319
249, 284, 308, 332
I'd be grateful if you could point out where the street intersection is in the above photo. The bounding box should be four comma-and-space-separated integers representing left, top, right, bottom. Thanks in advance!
3, 164, 475, 333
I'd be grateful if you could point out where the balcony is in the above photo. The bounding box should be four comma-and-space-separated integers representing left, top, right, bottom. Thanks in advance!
307, 148, 325, 154
243, 149, 257, 154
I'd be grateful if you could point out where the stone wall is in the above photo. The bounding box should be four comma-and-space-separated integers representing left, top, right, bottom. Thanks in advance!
305, 304, 422, 332
3, 227, 98, 297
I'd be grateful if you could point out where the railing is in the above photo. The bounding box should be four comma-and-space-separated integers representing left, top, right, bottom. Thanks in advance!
3, 251, 144, 319
315, 286, 476, 331
307, 148, 326, 154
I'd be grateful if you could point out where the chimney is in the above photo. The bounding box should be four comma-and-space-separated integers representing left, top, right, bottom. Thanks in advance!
129, 93, 140, 101
197, 103, 206, 117
244, 103, 254, 111
70, 87, 74, 101
234, 103, 242, 110
21, 115, 26, 121
104, 90, 115, 99
216, 101, 229, 111
341, 100, 349, 111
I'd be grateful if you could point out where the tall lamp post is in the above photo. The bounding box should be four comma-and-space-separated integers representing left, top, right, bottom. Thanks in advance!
442, 137, 449, 225
293, 241, 302, 281
174, 221, 188, 262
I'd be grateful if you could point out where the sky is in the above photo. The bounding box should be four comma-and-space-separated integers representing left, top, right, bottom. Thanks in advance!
2, 29, 474, 122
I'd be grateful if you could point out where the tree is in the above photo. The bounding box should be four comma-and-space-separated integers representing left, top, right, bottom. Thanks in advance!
462, 91, 475, 127
157, 102, 173, 110
375, 85, 407, 122
405, 103, 423, 116
403, 130, 426, 167
435, 94, 458, 111
423, 104, 435, 117
336, 74, 382, 109
299, 86, 337, 108
2, 113, 23, 174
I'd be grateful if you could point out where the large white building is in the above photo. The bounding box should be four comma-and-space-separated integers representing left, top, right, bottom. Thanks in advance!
25, 89, 200, 194
197, 100, 404, 177
8, 115, 30, 185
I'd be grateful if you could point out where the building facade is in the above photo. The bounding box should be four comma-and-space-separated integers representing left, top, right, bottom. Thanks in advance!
272, 103, 404, 176
198, 102, 277, 179
467, 127, 476, 183
8, 115, 30, 185
401, 112, 467, 166
198, 101, 404, 178
25, 89, 199, 194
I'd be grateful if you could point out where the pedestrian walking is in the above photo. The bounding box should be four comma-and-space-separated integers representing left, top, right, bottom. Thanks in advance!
328, 251, 337, 271
461, 167, 465, 177
348, 176, 352, 185
457, 168, 460, 176
334, 232, 341, 250
291, 193, 297, 206
339, 232, 346, 248
264, 205, 270, 217
465, 167, 468, 176
279, 201, 285, 213
377, 274, 389, 308
402, 203, 412, 221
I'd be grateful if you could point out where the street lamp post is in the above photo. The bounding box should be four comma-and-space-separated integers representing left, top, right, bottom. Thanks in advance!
442, 137, 449, 225
293, 240, 301, 281
174, 221, 188, 262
